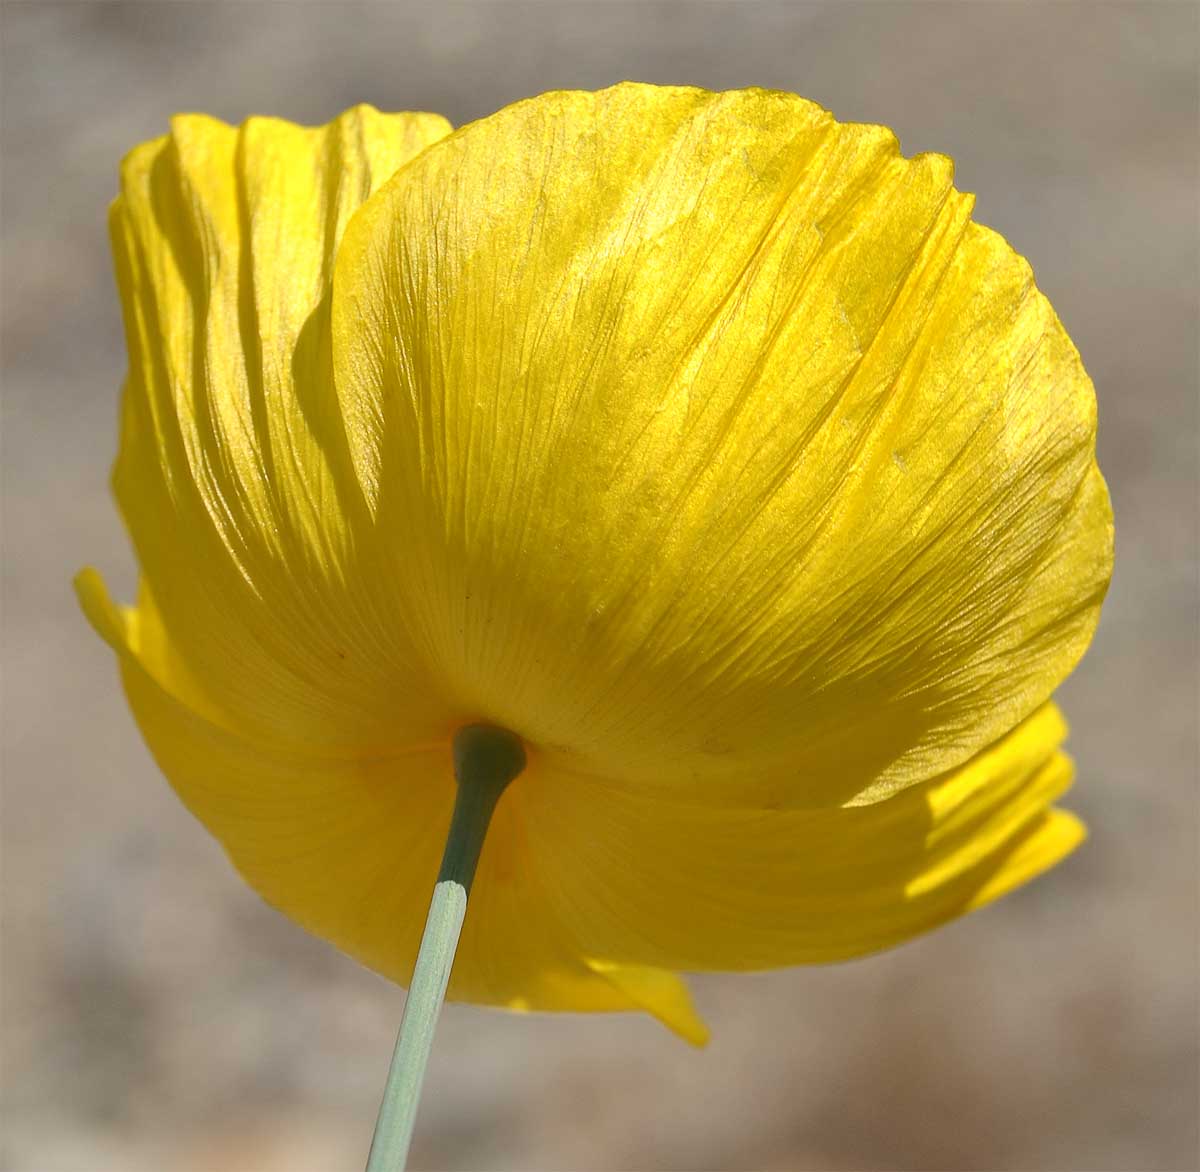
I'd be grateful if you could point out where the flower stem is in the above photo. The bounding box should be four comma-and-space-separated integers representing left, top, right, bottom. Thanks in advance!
365, 725, 525, 1172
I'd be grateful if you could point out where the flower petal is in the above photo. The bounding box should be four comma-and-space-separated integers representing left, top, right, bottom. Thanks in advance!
520, 703, 1083, 971
583, 958, 710, 1046
108, 106, 455, 751
75, 568, 703, 1035
333, 83, 1111, 807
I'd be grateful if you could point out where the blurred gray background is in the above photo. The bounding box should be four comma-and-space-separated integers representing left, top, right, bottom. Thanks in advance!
2, 2, 1197, 1170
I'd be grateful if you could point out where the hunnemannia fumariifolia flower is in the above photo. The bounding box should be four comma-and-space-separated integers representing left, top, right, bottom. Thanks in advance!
77, 84, 1113, 1047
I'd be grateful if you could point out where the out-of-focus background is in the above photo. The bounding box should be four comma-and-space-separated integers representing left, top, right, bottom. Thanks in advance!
2, 3, 1197, 1170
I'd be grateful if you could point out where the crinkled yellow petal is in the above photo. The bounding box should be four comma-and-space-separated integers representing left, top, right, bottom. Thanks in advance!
106, 105, 457, 751
333, 83, 1112, 808
520, 702, 1083, 970
74, 568, 709, 1042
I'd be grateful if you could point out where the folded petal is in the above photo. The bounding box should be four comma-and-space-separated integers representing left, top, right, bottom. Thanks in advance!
75, 568, 706, 1040
333, 83, 1112, 807
108, 106, 456, 751
520, 703, 1083, 971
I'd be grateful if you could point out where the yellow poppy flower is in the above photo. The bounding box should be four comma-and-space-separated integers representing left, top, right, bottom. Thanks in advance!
77, 84, 1112, 1048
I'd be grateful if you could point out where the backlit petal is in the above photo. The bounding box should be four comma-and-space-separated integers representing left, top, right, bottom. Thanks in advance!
333, 83, 1111, 807
74, 568, 706, 1040
521, 703, 1082, 970
106, 106, 455, 751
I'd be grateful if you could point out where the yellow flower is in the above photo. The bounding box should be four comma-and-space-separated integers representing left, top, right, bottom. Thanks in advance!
77, 85, 1112, 1046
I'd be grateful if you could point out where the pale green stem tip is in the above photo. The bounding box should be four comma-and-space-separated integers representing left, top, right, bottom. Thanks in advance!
365, 725, 525, 1172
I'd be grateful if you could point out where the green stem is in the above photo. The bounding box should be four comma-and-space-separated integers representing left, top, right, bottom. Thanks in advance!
365, 725, 525, 1172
